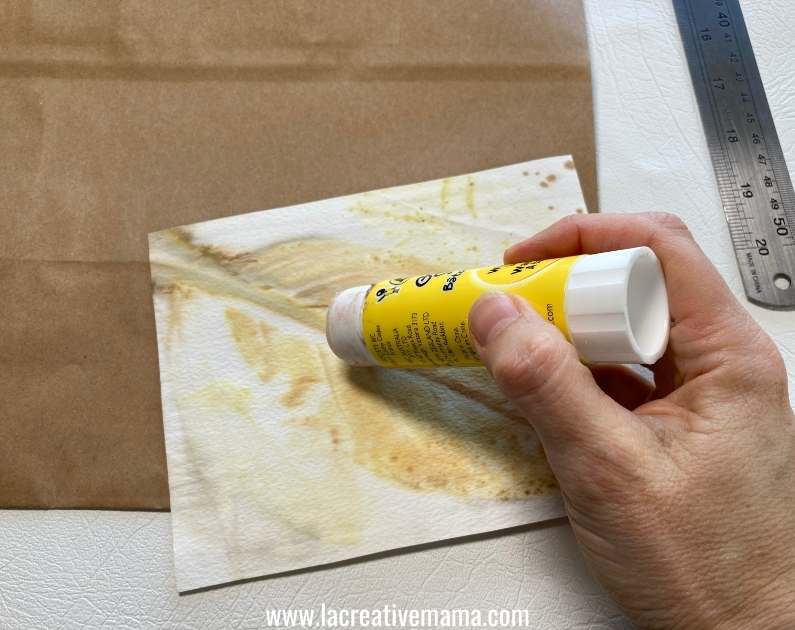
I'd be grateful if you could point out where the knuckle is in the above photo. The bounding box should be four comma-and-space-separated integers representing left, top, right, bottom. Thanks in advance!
490, 332, 567, 401
558, 213, 582, 229
554, 213, 588, 235
745, 334, 790, 396
729, 324, 784, 378
768, 353, 790, 391
648, 212, 692, 238
490, 350, 536, 400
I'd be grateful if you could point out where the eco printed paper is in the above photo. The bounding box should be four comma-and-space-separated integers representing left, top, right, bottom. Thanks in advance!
149, 156, 585, 592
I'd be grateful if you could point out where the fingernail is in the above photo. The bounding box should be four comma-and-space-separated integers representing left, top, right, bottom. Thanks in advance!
469, 293, 520, 346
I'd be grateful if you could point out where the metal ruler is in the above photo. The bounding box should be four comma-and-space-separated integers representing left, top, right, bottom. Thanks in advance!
674, 0, 795, 309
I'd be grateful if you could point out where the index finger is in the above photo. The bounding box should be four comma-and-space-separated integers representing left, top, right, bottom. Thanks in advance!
505, 213, 757, 379
506, 212, 739, 324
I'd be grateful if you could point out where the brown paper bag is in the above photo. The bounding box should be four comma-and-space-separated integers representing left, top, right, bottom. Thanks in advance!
0, 0, 595, 508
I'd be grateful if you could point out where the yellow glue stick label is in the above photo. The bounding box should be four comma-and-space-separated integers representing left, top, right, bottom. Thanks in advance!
361, 255, 581, 367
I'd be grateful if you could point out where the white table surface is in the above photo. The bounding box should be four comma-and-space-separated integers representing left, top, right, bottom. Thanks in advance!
2, 1, 794, 628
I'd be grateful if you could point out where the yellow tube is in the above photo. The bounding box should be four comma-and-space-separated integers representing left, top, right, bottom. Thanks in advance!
326, 247, 670, 367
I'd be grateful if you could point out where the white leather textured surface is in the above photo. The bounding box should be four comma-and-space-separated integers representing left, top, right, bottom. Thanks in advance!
0, 513, 627, 629
2, 1, 793, 627
590, 0, 795, 381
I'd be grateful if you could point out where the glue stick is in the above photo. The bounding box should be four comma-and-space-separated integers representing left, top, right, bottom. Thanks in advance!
326, 247, 669, 367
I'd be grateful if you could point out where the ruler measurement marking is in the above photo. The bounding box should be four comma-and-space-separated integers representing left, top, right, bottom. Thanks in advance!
674, 0, 795, 308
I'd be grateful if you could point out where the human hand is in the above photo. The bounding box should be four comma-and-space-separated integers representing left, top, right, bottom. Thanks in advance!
468, 213, 795, 630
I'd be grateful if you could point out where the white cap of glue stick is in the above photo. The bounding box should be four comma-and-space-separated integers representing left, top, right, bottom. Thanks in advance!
564, 246, 669, 364
326, 247, 669, 366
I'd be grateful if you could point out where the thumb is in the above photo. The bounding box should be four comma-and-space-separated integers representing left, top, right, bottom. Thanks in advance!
468, 293, 639, 452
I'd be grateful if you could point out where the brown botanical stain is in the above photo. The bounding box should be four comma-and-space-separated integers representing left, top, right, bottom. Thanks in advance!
465, 175, 476, 217
155, 227, 560, 543
189, 381, 255, 427
548, 205, 555, 211
546, 174, 557, 183
281, 374, 321, 408
178, 320, 366, 548
155, 282, 194, 343
438, 176, 476, 218
350, 200, 445, 226
522, 170, 529, 176
225, 309, 277, 382
576, 207, 585, 214
154, 230, 440, 329
243, 237, 437, 308
539, 181, 549, 188
440, 178, 451, 210
152, 230, 324, 333
221, 308, 557, 501
180, 375, 364, 549
225, 307, 325, 405
314, 358, 558, 500
564, 160, 575, 170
